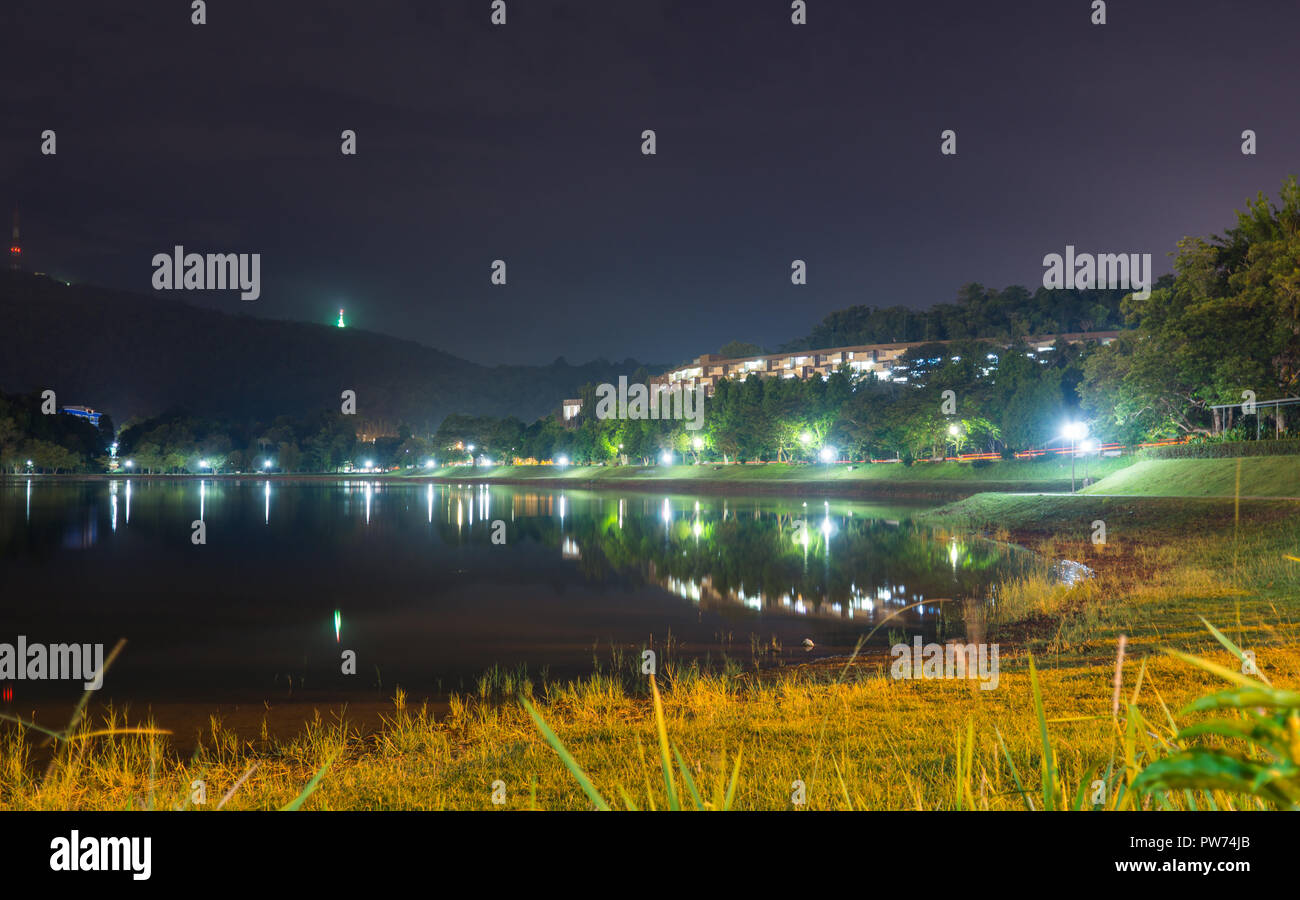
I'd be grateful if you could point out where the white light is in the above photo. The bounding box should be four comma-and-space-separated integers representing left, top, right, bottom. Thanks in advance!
799, 430, 813, 445
948, 424, 960, 436
818, 446, 835, 463
1080, 438, 1097, 453
364, 459, 373, 468
661, 450, 673, 464
263, 459, 272, 469
1062, 421, 1088, 441
424, 459, 434, 468
692, 437, 703, 450
124, 460, 134, 468
557, 455, 569, 467
199, 459, 209, 468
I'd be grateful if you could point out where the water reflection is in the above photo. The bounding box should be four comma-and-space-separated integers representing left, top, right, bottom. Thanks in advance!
0, 480, 1085, 703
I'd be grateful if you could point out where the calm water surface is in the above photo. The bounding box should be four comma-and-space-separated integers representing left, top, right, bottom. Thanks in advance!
1, 479, 1069, 713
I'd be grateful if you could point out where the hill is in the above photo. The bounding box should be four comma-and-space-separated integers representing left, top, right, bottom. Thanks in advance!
1081, 457, 1300, 498
0, 270, 648, 430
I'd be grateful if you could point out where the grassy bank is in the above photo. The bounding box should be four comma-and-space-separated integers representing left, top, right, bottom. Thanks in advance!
3, 634, 1296, 811
1083, 456, 1300, 497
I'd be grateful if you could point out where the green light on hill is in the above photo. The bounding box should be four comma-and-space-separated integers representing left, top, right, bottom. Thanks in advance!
337, 308, 346, 328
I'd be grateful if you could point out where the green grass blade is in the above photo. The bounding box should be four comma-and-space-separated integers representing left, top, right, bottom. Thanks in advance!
279, 748, 339, 811
672, 743, 705, 810
724, 745, 743, 810
649, 676, 680, 811
1028, 653, 1056, 811
519, 694, 611, 810
993, 725, 1035, 811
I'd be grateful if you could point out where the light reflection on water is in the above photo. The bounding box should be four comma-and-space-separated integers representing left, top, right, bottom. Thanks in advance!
0, 479, 1084, 706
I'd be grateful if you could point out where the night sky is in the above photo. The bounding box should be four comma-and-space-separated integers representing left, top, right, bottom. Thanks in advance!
3, 0, 1297, 366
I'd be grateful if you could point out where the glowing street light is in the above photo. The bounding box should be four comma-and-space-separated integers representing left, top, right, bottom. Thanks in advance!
661, 450, 673, 465
124, 460, 134, 469
556, 455, 569, 467
263, 459, 273, 470
799, 430, 814, 445
818, 446, 836, 463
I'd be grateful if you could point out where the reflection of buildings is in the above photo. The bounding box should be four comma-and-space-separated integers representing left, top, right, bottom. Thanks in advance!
649, 560, 943, 625
652, 332, 1121, 397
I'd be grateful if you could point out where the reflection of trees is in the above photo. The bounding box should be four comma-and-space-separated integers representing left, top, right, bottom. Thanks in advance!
468, 492, 1050, 622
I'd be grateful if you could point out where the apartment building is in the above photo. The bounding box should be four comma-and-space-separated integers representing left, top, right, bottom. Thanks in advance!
651, 332, 1121, 396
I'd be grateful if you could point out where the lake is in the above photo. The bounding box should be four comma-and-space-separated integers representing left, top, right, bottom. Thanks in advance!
1, 478, 1068, 725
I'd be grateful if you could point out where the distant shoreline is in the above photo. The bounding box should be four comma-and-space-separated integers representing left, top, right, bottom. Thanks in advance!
0, 468, 1080, 500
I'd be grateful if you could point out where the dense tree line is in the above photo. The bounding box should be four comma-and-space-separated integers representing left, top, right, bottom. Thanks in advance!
473, 336, 1093, 466
0, 392, 114, 473
784, 284, 1131, 352
1080, 177, 1300, 441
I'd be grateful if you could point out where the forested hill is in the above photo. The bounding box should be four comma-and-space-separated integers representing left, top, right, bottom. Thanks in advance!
0, 270, 645, 429
782, 282, 1151, 351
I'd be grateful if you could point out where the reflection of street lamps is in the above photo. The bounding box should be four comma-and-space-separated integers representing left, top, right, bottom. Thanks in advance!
1062, 422, 1088, 492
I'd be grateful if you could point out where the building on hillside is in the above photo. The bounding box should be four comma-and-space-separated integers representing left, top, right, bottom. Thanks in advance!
561, 398, 582, 422
651, 332, 1122, 396
61, 405, 102, 428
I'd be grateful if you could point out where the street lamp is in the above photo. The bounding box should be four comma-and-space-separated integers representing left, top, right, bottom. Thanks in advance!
1080, 438, 1097, 486
124, 460, 134, 469
660, 450, 673, 465
1062, 421, 1088, 492
818, 445, 836, 464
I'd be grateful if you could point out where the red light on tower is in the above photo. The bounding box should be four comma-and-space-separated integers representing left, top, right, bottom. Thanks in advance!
9, 211, 18, 271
